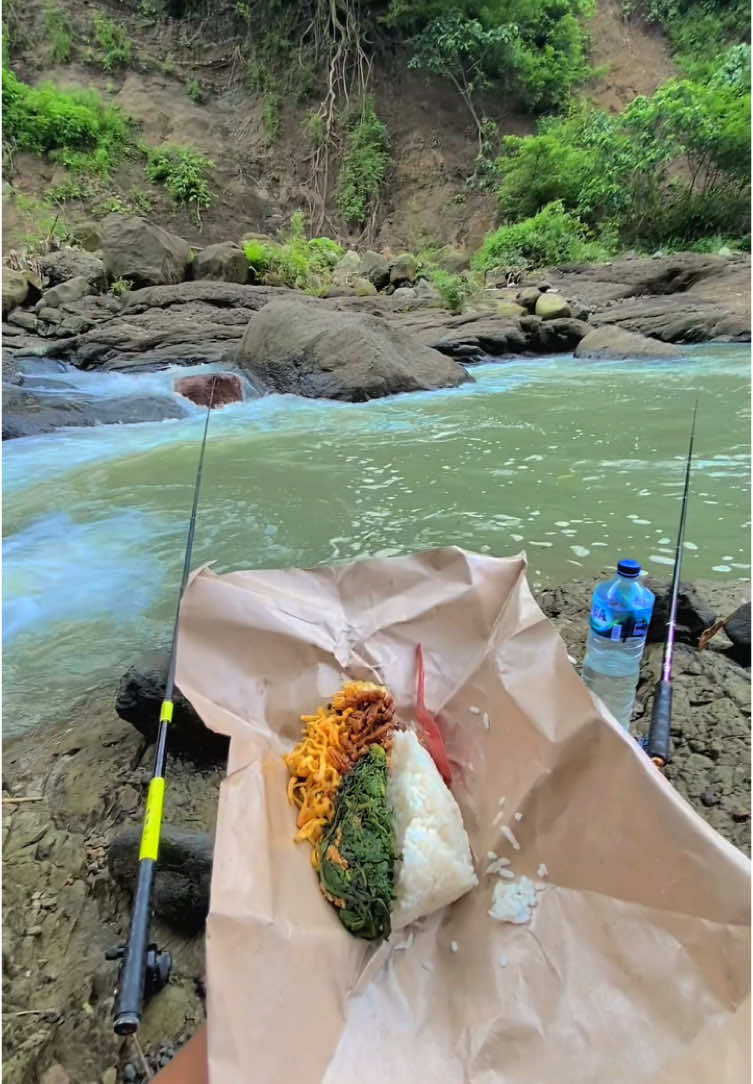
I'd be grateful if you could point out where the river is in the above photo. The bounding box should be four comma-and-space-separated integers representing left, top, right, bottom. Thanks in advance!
3, 344, 749, 737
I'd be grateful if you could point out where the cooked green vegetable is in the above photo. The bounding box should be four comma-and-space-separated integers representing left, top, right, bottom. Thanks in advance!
317, 743, 395, 941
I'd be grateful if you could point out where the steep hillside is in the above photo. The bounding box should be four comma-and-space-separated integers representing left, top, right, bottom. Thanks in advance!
2, 0, 677, 254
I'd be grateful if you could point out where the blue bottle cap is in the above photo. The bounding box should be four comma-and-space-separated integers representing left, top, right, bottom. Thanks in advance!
617, 559, 641, 578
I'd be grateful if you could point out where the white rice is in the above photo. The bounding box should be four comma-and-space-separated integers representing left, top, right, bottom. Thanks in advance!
537, 863, 549, 879
388, 729, 478, 930
469, 705, 481, 715
489, 875, 539, 925
500, 825, 520, 851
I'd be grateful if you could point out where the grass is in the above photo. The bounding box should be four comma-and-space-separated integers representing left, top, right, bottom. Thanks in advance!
145, 144, 214, 221
44, 3, 73, 63
90, 15, 132, 72
242, 211, 343, 292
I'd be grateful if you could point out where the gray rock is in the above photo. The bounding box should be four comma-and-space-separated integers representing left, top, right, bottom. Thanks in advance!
496, 301, 526, 318
392, 286, 417, 301
435, 245, 469, 273
517, 287, 541, 313
2, 270, 40, 318
415, 279, 441, 302
101, 215, 192, 287
353, 276, 377, 297
389, 253, 418, 286
193, 242, 249, 284
724, 602, 750, 666
238, 300, 471, 401
359, 251, 390, 291
7, 309, 39, 332
39, 247, 107, 291
535, 292, 570, 320
575, 326, 682, 359
115, 651, 229, 761
646, 579, 717, 645
70, 221, 102, 252
109, 824, 212, 935
39, 275, 93, 309
2, 384, 189, 440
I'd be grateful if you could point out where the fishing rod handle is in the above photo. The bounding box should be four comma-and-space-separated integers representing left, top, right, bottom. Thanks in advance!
646, 680, 672, 766
114, 855, 156, 1034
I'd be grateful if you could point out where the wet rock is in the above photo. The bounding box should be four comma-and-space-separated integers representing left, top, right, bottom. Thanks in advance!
193, 242, 249, 284
238, 299, 471, 401
724, 602, 751, 666
174, 371, 244, 408
575, 326, 683, 359
2, 385, 188, 440
101, 216, 192, 287
109, 825, 212, 935
115, 651, 229, 762
646, 580, 717, 645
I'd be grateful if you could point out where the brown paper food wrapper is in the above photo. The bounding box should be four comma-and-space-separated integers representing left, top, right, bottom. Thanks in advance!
175, 547, 750, 1084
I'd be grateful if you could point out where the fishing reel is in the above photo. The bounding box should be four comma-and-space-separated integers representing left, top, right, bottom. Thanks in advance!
107, 942, 173, 1001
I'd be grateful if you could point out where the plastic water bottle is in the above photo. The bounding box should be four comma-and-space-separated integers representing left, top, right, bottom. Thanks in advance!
582, 559, 655, 729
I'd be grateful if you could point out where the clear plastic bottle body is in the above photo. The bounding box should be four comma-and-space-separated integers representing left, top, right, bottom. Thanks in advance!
582, 565, 655, 729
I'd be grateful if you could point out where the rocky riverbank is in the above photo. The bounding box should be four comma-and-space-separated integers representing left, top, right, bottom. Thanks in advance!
2, 576, 749, 1084
3, 217, 750, 439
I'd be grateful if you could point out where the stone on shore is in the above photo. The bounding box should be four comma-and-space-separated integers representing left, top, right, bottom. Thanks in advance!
237, 299, 471, 401
575, 325, 683, 359
101, 215, 193, 287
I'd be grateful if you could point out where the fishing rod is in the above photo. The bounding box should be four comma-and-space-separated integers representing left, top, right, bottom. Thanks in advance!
110, 376, 218, 1036
646, 398, 698, 771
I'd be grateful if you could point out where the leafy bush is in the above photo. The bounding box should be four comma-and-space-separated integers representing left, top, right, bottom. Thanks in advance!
493, 53, 751, 249
91, 15, 132, 72
186, 79, 205, 103
145, 144, 214, 218
622, 0, 749, 69
429, 268, 472, 313
262, 91, 280, 143
242, 212, 344, 291
2, 68, 131, 174
472, 201, 605, 271
336, 99, 389, 226
45, 3, 73, 63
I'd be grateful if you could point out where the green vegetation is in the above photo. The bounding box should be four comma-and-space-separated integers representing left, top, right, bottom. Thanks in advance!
109, 276, 132, 296
492, 46, 750, 251
622, 0, 749, 71
317, 744, 395, 942
243, 210, 344, 291
473, 200, 607, 272
428, 268, 473, 313
397, 0, 594, 113
45, 3, 73, 63
6, 189, 71, 252
186, 79, 205, 103
90, 15, 132, 72
336, 99, 389, 227
262, 90, 280, 143
145, 144, 214, 220
2, 68, 131, 174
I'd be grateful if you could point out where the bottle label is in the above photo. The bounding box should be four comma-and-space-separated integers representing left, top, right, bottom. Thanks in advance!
590, 601, 651, 642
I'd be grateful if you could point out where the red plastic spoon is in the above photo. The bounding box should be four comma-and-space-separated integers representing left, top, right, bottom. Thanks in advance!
415, 643, 453, 786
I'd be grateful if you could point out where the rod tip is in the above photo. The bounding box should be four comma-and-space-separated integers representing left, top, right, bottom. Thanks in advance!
114, 1011, 140, 1036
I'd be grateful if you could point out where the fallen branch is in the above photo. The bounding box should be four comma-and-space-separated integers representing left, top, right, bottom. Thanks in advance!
2, 796, 44, 804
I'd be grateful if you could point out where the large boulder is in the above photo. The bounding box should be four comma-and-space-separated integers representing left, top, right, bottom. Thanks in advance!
100, 216, 192, 287
193, 242, 248, 284
174, 371, 244, 407
436, 245, 469, 273
237, 300, 471, 401
389, 253, 418, 286
109, 825, 212, 935
2, 383, 188, 440
535, 292, 570, 320
575, 326, 682, 359
115, 651, 229, 761
39, 247, 106, 290
2, 271, 39, 318
496, 301, 526, 318
359, 251, 390, 290
724, 602, 751, 667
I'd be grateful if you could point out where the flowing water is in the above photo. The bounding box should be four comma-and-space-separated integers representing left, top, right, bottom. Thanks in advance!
3, 344, 750, 737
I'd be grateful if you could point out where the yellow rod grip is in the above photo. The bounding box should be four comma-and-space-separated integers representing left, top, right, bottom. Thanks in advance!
159, 700, 174, 724
139, 777, 166, 861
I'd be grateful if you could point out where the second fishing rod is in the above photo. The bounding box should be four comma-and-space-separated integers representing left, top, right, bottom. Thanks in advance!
112, 375, 218, 1036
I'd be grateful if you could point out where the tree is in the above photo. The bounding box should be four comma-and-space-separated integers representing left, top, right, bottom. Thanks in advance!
407, 10, 516, 149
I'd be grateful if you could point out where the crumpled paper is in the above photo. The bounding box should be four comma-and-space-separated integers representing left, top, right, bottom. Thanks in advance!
175, 547, 750, 1084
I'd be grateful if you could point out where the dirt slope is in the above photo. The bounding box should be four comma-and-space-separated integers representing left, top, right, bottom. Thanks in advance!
3, 1, 675, 252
